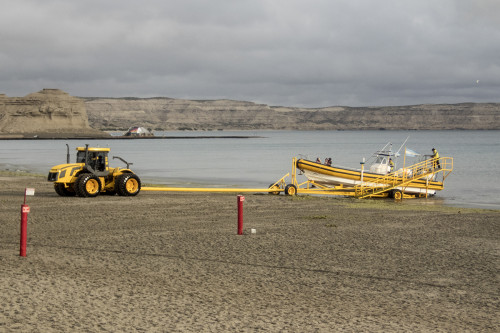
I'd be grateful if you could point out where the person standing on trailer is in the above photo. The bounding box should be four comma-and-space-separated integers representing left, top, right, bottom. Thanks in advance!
432, 148, 441, 169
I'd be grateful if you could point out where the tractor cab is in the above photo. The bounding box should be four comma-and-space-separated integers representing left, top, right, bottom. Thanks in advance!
76, 147, 110, 175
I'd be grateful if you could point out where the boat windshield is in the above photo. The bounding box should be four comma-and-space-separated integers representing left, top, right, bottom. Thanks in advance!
374, 156, 388, 165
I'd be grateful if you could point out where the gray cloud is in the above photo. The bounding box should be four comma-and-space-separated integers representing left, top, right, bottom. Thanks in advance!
1, 0, 499, 107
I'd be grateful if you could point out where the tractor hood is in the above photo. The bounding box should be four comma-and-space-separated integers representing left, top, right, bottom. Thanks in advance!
47, 163, 84, 182
49, 163, 83, 172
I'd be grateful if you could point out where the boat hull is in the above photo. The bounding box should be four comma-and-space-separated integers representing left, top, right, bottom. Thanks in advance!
297, 159, 443, 195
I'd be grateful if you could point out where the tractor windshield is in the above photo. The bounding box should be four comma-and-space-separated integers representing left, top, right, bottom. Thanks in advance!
76, 151, 107, 171
76, 151, 86, 163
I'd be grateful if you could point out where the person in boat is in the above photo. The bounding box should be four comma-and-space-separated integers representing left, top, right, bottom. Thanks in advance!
326, 158, 332, 166
316, 158, 321, 163
432, 148, 441, 169
389, 158, 395, 172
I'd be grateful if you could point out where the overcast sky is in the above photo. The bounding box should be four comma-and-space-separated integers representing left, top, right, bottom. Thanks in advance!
1, 0, 499, 107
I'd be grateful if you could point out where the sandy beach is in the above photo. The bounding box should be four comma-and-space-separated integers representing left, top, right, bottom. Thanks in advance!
1, 174, 499, 332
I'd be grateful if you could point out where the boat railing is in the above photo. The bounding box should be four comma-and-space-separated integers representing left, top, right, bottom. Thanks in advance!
355, 156, 453, 198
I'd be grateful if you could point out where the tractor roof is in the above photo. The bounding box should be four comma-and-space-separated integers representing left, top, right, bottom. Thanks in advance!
76, 147, 110, 152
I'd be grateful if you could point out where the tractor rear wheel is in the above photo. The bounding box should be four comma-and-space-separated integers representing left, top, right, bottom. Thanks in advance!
115, 173, 141, 196
54, 183, 76, 196
75, 173, 101, 197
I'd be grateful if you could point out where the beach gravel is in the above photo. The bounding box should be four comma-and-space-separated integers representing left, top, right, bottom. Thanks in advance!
1, 175, 499, 332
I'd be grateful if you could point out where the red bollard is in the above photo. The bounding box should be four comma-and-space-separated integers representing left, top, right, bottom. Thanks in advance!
20, 204, 29, 257
237, 195, 244, 235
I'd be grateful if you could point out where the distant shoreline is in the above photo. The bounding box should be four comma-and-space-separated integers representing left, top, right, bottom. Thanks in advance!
0, 135, 265, 140
2, 128, 500, 140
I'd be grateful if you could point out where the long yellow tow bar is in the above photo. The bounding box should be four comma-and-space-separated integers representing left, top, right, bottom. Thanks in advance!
141, 187, 281, 193
140, 186, 356, 196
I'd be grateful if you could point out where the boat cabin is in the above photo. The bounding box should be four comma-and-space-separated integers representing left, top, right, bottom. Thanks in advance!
369, 151, 393, 174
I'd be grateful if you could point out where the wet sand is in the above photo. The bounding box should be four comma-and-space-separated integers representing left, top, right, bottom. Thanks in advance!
1, 174, 499, 332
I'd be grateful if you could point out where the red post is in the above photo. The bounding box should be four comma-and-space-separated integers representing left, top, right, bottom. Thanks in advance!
237, 195, 244, 235
20, 204, 29, 257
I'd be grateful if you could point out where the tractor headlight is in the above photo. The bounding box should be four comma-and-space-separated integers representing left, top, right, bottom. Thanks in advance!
47, 172, 58, 181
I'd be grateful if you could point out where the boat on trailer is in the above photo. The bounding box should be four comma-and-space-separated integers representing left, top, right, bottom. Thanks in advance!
139, 140, 452, 200
269, 141, 453, 199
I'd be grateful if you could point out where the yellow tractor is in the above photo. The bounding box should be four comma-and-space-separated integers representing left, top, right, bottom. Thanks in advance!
47, 144, 141, 197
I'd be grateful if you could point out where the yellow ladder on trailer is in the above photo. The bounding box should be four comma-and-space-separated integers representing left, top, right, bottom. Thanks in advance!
355, 157, 453, 199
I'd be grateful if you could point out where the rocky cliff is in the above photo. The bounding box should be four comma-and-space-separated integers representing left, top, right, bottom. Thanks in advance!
0, 89, 108, 138
84, 97, 500, 131
2, 90, 498, 138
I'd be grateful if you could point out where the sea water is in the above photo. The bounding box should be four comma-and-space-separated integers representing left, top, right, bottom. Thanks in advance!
1, 130, 499, 210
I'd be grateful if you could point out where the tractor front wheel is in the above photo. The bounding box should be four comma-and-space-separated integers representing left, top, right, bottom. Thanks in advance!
54, 183, 76, 197
115, 173, 141, 196
75, 173, 101, 197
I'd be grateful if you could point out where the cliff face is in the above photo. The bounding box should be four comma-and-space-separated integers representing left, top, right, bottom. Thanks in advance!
0, 89, 108, 137
84, 97, 500, 131
2, 90, 498, 137
84, 98, 288, 131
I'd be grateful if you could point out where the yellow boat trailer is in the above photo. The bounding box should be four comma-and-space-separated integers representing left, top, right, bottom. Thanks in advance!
142, 156, 453, 200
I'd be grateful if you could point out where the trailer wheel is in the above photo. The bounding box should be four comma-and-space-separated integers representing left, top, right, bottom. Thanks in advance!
115, 173, 141, 196
268, 183, 281, 195
284, 184, 297, 196
393, 190, 403, 200
54, 183, 76, 196
75, 173, 101, 197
